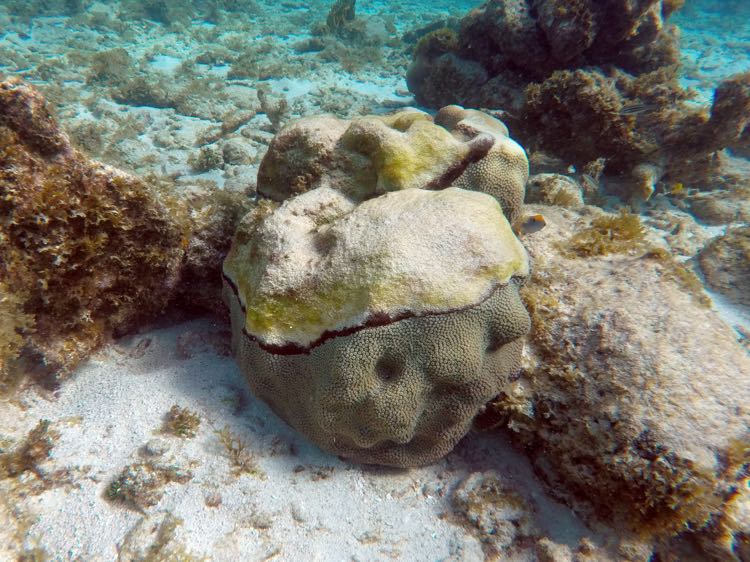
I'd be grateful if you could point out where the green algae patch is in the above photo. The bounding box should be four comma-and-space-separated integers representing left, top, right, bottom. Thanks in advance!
224, 188, 529, 348
341, 112, 472, 193
162, 405, 201, 439
562, 209, 647, 257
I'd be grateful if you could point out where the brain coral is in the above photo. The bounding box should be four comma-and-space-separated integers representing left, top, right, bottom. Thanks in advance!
257, 107, 528, 223
224, 107, 531, 466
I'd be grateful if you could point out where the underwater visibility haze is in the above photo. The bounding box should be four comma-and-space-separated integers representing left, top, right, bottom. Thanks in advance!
0, 0, 749, 560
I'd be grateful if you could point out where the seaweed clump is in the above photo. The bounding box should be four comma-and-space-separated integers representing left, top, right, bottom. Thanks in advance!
86, 48, 135, 86
118, 512, 202, 562
162, 405, 201, 438
562, 210, 646, 257
215, 425, 265, 479
106, 461, 193, 511
310, 0, 391, 73
118, 0, 193, 27
413, 28, 458, 60
0, 420, 59, 480
325, 0, 356, 35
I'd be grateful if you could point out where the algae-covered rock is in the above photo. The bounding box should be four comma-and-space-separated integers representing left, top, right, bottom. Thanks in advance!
257, 106, 527, 223
525, 173, 584, 209
0, 78, 184, 390
698, 226, 750, 307
405, 1, 750, 200
224, 106, 532, 467
0, 78, 250, 392
452, 471, 539, 551
486, 205, 750, 557
688, 189, 750, 226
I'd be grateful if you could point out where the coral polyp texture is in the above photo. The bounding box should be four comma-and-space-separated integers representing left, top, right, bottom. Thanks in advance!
224, 107, 531, 467
406, 1, 750, 196
0, 78, 249, 392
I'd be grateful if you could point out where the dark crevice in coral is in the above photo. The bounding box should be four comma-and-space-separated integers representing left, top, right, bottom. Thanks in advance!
223, 272, 526, 355
425, 133, 495, 191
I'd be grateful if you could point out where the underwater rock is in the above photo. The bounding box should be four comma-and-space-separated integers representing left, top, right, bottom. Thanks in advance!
408, 0, 681, 109
525, 173, 584, 209
0, 78, 250, 393
685, 71, 750, 155
534, 538, 574, 562
224, 107, 532, 467
644, 208, 715, 258
221, 139, 256, 166
0, 77, 183, 391
688, 190, 750, 225
487, 205, 750, 557
452, 471, 538, 551
698, 227, 750, 308
406, 32, 489, 109
406, 2, 750, 200
732, 125, 750, 159
257, 106, 528, 223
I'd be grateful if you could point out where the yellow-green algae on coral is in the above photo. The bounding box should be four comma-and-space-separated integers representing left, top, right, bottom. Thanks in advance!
341, 110, 476, 194
224, 187, 529, 348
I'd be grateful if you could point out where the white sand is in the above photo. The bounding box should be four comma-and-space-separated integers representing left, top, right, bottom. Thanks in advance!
1, 318, 602, 561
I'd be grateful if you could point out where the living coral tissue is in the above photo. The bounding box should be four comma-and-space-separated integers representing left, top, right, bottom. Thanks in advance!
0, 0, 749, 560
